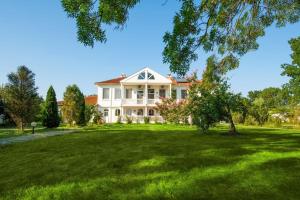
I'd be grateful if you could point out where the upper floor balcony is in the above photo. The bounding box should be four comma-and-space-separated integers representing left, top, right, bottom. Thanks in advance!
121, 98, 162, 106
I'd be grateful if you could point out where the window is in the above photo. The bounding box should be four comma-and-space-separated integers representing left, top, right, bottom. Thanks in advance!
148, 109, 154, 116
115, 109, 120, 116
148, 72, 155, 80
126, 109, 132, 116
103, 88, 110, 99
126, 88, 132, 99
181, 89, 187, 99
172, 89, 177, 99
138, 72, 145, 80
137, 109, 144, 116
104, 109, 109, 117
137, 90, 144, 99
114, 88, 121, 99
148, 89, 155, 99
159, 89, 166, 98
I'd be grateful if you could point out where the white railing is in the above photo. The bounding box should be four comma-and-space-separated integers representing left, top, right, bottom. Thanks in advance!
122, 99, 162, 105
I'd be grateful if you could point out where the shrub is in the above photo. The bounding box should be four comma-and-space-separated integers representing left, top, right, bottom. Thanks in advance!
232, 112, 244, 124
244, 115, 257, 126
144, 116, 150, 124
116, 116, 122, 124
126, 116, 132, 124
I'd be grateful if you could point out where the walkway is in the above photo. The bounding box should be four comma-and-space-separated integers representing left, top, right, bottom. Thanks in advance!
0, 130, 75, 145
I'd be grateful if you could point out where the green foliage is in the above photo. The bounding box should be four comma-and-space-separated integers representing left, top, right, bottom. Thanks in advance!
244, 115, 258, 126
61, 0, 140, 47
61, 85, 85, 126
155, 98, 189, 124
116, 116, 122, 124
163, 0, 300, 76
250, 97, 269, 126
144, 116, 150, 124
189, 56, 244, 134
1, 66, 40, 132
125, 116, 132, 124
281, 36, 300, 104
42, 86, 60, 128
61, 1, 299, 77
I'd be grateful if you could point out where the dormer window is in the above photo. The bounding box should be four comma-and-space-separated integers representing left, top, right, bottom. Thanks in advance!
148, 72, 155, 80
138, 72, 145, 80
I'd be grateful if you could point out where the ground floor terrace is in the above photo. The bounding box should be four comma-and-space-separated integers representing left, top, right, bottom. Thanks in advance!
101, 106, 164, 123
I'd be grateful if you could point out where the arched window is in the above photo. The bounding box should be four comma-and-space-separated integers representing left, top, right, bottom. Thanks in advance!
138, 72, 145, 80
115, 109, 120, 116
104, 109, 109, 117
148, 72, 155, 80
137, 109, 144, 116
148, 109, 154, 116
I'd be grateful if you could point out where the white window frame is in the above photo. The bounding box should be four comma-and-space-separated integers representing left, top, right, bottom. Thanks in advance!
103, 88, 110, 100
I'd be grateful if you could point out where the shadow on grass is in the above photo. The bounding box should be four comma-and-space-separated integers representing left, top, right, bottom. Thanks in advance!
1, 125, 300, 199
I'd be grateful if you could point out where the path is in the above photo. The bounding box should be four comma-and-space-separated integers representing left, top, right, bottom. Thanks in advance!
0, 130, 75, 145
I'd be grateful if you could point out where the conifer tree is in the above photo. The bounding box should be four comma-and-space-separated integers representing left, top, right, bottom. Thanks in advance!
42, 86, 60, 128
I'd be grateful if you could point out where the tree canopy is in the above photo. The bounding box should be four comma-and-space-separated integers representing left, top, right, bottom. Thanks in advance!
281, 36, 300, 104
61, 84, 85, 126
61, 0, 300, 76
1, 66, 40, 131
42, 86, 60, 128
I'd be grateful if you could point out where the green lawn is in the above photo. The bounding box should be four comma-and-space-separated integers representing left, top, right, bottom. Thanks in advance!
1, 124, 300, 200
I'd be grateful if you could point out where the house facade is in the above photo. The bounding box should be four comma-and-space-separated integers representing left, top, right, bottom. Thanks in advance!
95, 67, 191, 123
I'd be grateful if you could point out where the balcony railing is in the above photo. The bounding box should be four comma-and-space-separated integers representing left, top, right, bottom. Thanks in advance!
122, 98, 162, 105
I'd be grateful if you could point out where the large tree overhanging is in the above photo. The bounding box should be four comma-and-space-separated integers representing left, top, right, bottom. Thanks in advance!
61, 0, 300, 76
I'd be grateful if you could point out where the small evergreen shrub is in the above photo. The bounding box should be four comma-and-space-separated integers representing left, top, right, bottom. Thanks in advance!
144, 116, 150, 124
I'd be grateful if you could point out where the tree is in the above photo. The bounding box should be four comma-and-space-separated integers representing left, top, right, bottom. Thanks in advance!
1, 66, 40, 132
155, 98, 189, 124
42, 86, 60, 128
281, 36, 300, 105
250, 97, 269, 126
188, 55, 243, 134
61, 0, 300, 76
61, 85, 85, 126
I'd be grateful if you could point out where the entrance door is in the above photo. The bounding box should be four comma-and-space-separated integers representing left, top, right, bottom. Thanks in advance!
103, 108, 109, 123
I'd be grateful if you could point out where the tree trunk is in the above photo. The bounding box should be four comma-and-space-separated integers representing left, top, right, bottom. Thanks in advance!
228, 114, 237, 135
20, 119, 24, 133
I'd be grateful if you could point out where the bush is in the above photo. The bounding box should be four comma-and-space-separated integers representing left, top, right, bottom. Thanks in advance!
232, 112, 244, 124
126, 116, 132, 124
144, 116, 150, 124
244, 115, 257, 126
116, 116, 122, 124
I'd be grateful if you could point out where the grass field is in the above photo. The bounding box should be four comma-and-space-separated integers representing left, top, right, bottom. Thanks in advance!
1, 124, 300, 200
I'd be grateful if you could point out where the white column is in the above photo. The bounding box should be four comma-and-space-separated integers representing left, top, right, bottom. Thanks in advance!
145, 83, 148, 105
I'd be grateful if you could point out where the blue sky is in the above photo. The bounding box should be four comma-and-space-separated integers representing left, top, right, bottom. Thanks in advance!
0, 1, 299, 100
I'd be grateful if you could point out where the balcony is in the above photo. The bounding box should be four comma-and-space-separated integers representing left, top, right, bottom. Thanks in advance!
121, 98, 162, 106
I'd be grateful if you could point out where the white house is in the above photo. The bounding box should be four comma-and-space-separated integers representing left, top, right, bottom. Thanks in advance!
95, 67, 192, 123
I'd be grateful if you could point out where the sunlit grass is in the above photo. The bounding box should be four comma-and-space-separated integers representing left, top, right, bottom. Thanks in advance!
1, 124, 300, 199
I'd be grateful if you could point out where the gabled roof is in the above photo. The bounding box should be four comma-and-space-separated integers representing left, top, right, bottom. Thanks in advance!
120, 67, 172, 84
95, 77, 126, 85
